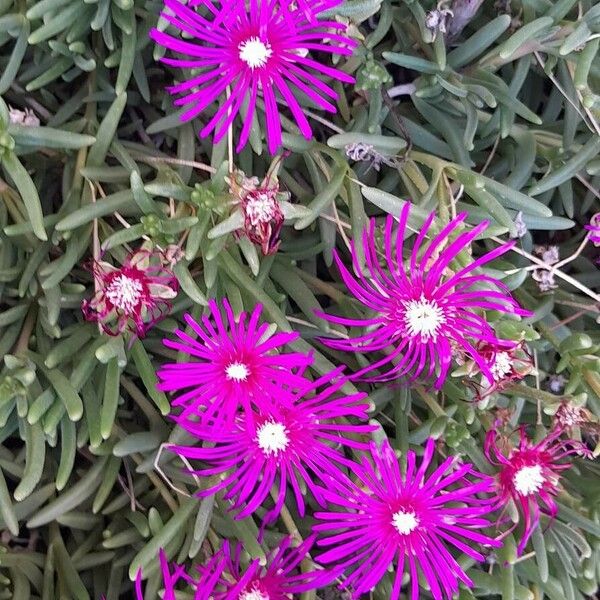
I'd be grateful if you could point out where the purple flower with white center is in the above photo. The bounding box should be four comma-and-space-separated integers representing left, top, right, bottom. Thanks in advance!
158, 299, 312, 425
313, 438, 500, 600
317, 202, 530, 388
150, 0, 356, 153
170, 370, 373, 523
195, 535, 336, 600
81, 249, 178, 337
585, 212, 600, 246
485, 427, 592, 555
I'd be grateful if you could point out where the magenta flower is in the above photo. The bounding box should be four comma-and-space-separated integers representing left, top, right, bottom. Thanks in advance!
317, 203, 530, 388
313, 438, 500, 600
195, 535, 336, 599
585, 212, 600, 246
171, 370, 373, 523
150, 0, 356, 153
158, 299, 312, 425
81, 249, 178, 337
484, 427, 592, 554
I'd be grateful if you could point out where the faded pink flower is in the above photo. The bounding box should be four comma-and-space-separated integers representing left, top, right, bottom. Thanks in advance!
158, 299, 312, 425
241, 185, 285, 255
553, 402, 600, 447
317, 203, 530, 388
9, 106, 40, 127
81, 249, 178, 337
150, 0, 356, 153
313, 438, 500, 600
227, 166, 288, 255
484, 427, 592, 554
466, 340, 534, 400
532, 268, 558, 292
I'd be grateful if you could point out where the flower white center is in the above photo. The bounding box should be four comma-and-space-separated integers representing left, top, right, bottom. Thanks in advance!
239, 589, 269, 600
403, 296, 446, 340
225, 361, 250, 382
238, 37, 272, 69
392, 510, 419, 535
490, 351, 512, 381
105, 274, 143, 313
513, 464, 544, 496
245, 192, 277, 225
256, 421, 289, 456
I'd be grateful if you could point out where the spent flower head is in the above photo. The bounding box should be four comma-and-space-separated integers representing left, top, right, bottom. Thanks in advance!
150, 0, 356, 153
228, 163, 289, 255
425, 1, 453, 38
81, 249, 178, 337
534, 244, 560, 265
547, 374, 566, 394
317, 203, 529, 388
532, 268, 558, 292
513, 211, 527, 238
8, 106, 40, 127
465, 340, 534, 401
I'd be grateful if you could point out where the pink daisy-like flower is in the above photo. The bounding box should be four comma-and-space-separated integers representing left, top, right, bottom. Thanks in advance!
171, 370, 373, 523
313, 438, 500, 600
317, 203, 530, 388
150, 0, 356, 153
585, 212, 600, 246
484, 427, 592, 554
158, 299, 312, 425
81, 249, 178, 337
195, 535, 336, 599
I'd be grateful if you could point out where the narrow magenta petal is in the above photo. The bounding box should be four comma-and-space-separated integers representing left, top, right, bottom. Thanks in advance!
318, 206, 529, 389
313, 439, 499, 599
149, 0, 355, 152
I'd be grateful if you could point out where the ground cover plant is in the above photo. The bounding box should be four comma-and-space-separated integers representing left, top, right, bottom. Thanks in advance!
0, 0, 599, 598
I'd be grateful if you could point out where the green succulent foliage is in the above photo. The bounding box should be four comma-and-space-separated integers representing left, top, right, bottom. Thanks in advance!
0, 0, 599, 598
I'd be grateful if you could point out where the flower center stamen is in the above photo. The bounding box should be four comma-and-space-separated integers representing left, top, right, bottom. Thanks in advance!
403, 296, 446, 341
244, 192, 278, 225
490, 351, 512, 381
105, 274, 144, 313
513, 464, 544, 496
238, 36, 272, 69
225, 362, 250, 382
392, 510, 419, 535
256, 421, 289, 456
239, 588, 270, 600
